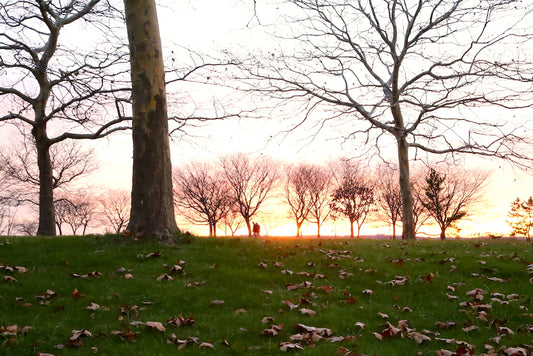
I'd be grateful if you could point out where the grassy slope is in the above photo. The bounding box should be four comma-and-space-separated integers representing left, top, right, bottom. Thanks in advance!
0, 235, 531, 355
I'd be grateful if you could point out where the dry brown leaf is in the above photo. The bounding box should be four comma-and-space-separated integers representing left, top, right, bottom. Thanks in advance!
71, 288, 83, 299
3, 275, 17, 283
210, 300, 224, 305
145, 321, 166, 332
282, 299, 299, 310
167, 316, 195, 327
235, 308, 247, 314
199, 342, 215, 349
300, 308, 316, 316
462, 325, 478, 332
156, 273, 174, 281
355, 322, 366, 329
86, 303, 100, 311
502, 346, 528, 356
123, 274, 133, 279
279, 342, 304, 352
377, 312, 389, 319
262, 316, 275, 324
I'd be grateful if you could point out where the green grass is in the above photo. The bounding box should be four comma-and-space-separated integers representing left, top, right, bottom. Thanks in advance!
0, 235, 531, 355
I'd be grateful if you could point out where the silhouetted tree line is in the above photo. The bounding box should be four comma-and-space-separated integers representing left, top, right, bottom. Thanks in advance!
171, 154, 488, 239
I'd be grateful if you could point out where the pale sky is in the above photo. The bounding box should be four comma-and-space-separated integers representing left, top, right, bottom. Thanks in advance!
85, 0, 533, 237
2, 0, 533, 237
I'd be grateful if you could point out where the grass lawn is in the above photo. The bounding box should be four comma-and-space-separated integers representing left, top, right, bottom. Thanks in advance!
0, 235, 531, 355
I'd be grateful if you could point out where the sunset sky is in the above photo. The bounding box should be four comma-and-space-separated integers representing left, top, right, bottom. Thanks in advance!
2, 0, 533, 238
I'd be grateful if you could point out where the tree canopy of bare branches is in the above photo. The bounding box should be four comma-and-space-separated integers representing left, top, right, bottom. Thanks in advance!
241, 0, 533, 239
420, 167, 488, 239
221, 153, 279, 236
98, 189, 130, 234
284, 163, 314, 237
0, 139, 97, 205
330, 160, 375, 238
173, 162, 232, 237
0, 0, 131, 235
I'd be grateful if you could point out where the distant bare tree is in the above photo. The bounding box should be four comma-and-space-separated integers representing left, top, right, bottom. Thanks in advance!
221, 153, 279, 237
284, 163, 314, 237
330, 160, 375, 238
98, 189, 130, 234
55, 191, 98, 235
421, 166, 488, 239
375, 165, 402, 239
173, 162, 232, 237
304, 163, 333, 238
0, 139, 97, 205
222, 207, 244, 237
0, 1, 130, 235
243, 0, 533, 240
16, 220, 38, 237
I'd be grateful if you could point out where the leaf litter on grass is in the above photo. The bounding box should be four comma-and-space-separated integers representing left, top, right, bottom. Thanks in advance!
0, 236, 531, 355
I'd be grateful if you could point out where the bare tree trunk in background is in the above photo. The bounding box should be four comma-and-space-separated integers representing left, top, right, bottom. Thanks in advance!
397, 136, 415, 240
124, 0, 178, 241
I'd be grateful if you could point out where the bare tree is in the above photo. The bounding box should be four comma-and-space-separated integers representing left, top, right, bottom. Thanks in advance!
222, 207, 244, 237
221, 153, 279, 236
0, 1, 131, 235
0, 139, 97, 205
124, 0, 178, 241
421, 166, 488, 239
243, 0, 533, 239
330, 160, 375, 238
16, 220, 38, 237
305, 163, 333, 238
55, 191, 98, 235
375, 164, 402, 239
173, 162, 232, 237
98, 189, 130, 234
284, 163, 314, 237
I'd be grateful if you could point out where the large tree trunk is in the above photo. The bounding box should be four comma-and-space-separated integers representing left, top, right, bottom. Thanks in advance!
124, 0, 178, 242
397, 136, 416, 240
34, 128, 56, 236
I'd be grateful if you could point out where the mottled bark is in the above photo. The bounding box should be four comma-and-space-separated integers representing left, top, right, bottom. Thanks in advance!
34, 125, 56, 236
124, 0, 178, 241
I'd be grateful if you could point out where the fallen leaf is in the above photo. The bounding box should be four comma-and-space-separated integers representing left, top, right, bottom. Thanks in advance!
156, 273, 174, 281
235, 308, 247, 314
71, 288, 84, 299
462, 325, 478, 332
144, 252, 162, 258
111, 329, 140, 341
145, 321, 166, 332
86, 303, 100, 311
199, 342, 215, 349
409, 331, 431, 344
300, 308, 316, 316
282, 299, 299, 310
354, 322, 366, 329
378, 312, 389, 319
279, 342, 304, 351
3, 275, 17, 282
167, 316, 195, 327
210, 300, 224, 305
